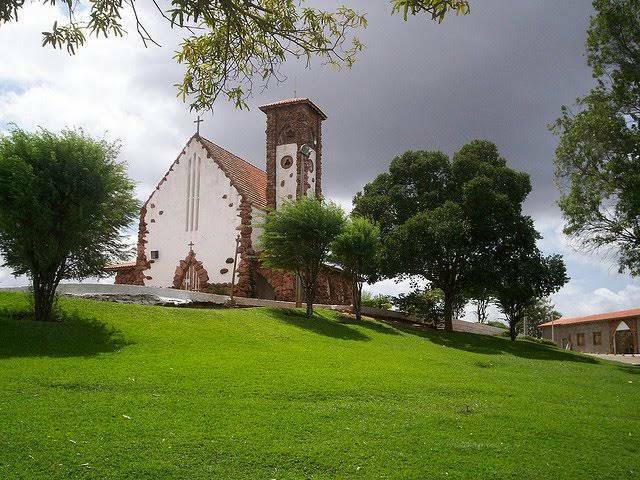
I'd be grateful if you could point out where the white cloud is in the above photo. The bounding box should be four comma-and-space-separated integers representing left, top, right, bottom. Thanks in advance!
553, 281, 640, 317
535, 213, 621, 275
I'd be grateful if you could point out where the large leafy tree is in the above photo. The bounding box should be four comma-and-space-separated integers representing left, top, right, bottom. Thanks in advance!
0, 128, 139, 322
552, 0, 640, 275
354, 140, 531, 331
259, 198, 345, 317
0, 1, 469, 110
492, 217, 568, 341
331, 216, 380, 321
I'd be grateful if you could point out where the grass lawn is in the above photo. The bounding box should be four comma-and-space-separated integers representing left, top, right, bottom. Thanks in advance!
0, 291, 638, 479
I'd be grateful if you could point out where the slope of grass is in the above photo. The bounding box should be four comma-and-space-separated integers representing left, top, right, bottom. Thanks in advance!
0, 291, 638, 479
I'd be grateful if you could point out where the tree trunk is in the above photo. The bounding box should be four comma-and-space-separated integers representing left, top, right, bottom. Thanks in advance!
509, 319, 517, 341
305, 284, 315, 318
476, 297, 489, 324
353, 279, 361, 322
32, 277, 58, 322
443, 289, 454, 332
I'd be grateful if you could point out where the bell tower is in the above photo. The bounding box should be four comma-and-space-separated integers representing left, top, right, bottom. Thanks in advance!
260, 98, 327, 210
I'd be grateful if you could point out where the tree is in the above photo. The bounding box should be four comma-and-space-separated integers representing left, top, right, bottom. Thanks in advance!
551, 0, 640, 275
465, 268, 493, 324
331, 216, 380, 321
0, 128, 139, 322
353, 140, 531, 331
259, 198, 345, 317
521, 297, 562, 339
0, 1, 469, 111
471, 289, 491, 324
393, 287, 465, 327
386, 203, 472, 331
492, 218, 568, 341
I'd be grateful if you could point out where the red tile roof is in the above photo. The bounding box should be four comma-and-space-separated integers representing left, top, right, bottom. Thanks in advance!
199, 136, 268, 210
259, 97, 327, 120
539, 308, 640, 328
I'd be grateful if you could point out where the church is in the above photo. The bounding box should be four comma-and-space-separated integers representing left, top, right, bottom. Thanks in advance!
107, 98, 353, 305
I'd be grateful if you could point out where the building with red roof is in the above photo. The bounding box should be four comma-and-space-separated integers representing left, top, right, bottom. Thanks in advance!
539, 308, 639, 354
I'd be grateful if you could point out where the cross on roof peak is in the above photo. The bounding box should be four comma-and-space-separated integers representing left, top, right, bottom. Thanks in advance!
194, 116, 203, 135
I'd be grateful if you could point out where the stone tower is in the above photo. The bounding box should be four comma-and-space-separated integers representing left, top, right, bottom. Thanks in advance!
259, 98, 327, 210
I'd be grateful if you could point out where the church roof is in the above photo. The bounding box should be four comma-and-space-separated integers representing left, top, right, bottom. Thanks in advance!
259, 98, 327, 120
199, 136, 268, 210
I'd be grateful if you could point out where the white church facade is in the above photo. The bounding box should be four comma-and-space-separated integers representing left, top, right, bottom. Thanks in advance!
107, 98, 353, 305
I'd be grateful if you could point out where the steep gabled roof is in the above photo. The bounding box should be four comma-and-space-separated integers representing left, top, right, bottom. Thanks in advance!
198, 136, 268, 210
539, 307, 640, 328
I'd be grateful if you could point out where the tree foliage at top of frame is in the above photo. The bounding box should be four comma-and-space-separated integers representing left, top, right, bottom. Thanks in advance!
0, 0, 469, 111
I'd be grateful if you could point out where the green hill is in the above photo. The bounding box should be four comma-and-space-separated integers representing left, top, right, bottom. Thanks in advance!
0, 291, 638, 479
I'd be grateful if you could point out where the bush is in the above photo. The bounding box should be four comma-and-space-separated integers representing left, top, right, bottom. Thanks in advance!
488, 320, 508, 330
393, 289, 444, 326
361, 291, 393, 310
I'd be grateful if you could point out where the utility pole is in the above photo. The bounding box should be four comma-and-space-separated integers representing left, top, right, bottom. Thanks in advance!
230, 234, 241, 303
295, 149, 305, 308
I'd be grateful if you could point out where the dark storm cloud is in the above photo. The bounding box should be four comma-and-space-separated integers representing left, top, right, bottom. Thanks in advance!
74, 0, 595, 217
209, 0, 596, 217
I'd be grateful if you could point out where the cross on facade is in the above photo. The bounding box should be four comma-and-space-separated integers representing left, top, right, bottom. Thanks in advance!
188, 241, 194, 251
194, 116, 203, 135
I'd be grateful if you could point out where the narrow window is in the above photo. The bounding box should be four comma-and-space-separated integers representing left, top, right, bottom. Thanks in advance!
150, 250, 159, 260
593, 331, 602, 346
577, 333, 585, 347
185, 154, 192, 230
194, 155, 201, 231
189, 153, 197, 230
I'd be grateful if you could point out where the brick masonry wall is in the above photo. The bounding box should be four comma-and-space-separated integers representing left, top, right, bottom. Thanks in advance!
114, 204, 150, 286
264, 102, 323, 209
256, 264, 353, 305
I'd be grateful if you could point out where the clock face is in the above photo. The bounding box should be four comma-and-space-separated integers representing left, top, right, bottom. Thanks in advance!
280, 155, 294, 169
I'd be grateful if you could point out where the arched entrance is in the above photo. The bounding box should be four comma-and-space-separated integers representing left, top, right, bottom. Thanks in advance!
614, 321, 635, 354
172, 250, 209, 292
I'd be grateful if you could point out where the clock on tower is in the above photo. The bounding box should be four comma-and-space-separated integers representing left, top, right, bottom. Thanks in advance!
260, 98, 327, 210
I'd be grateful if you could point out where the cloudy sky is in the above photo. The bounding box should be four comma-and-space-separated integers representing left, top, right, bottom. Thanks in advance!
1, 0, 639, 318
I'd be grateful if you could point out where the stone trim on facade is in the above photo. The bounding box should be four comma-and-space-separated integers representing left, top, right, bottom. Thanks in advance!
609, 318, 638, 354
234, 196, 258, 298
113, 203, 151, 286
172, 250, 210, 289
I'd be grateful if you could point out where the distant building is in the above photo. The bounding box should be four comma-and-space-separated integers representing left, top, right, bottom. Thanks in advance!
539, 309, 639, 354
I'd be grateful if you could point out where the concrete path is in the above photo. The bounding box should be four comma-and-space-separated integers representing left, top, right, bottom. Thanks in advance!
588, 354, 640, 366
